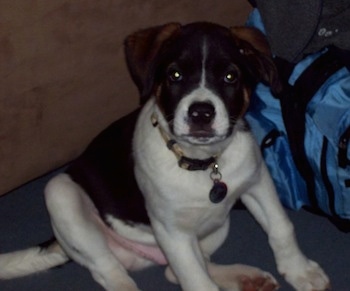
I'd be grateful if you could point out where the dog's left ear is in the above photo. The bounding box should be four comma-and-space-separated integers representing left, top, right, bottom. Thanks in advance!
230, 27, 282, 94
125, 23, 181, 104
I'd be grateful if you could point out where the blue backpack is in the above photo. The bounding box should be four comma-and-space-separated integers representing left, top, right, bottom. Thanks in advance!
246, 10, 350, 231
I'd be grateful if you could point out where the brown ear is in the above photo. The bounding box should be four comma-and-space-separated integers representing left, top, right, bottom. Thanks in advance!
124, 23, 181, 104
230, 27, 282, 94
231, 27, 271, 55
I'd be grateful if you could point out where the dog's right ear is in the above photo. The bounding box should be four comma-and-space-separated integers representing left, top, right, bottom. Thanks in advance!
124, 23, 181, 104
230, 27, 282, 95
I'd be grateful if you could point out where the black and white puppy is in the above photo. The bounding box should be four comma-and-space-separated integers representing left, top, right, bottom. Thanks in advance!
0, 22, 330, 291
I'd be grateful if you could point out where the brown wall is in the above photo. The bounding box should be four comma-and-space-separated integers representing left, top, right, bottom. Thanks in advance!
0, 0, 251, 195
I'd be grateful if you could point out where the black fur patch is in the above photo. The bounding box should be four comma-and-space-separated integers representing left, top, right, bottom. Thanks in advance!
66, 108, 150, 225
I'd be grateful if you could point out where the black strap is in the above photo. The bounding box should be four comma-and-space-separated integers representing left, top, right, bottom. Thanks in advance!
277, 47, 345, 208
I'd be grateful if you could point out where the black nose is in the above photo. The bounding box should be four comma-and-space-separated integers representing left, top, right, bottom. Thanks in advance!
188, 102, 215, 125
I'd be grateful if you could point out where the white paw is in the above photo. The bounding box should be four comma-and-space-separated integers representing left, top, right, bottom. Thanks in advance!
283, 259, 330, 291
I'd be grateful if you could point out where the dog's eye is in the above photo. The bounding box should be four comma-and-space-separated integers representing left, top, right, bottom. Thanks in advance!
168, 70, 183, 82
224, 72, 237, 84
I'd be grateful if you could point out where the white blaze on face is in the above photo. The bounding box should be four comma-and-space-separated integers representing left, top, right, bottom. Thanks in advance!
172, 40, 230, 145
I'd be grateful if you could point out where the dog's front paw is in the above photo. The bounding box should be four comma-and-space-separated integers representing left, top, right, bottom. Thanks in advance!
283, 259, 330, 291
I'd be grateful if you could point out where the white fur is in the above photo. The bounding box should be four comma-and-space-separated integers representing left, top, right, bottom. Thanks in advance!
173, 86, 230, 145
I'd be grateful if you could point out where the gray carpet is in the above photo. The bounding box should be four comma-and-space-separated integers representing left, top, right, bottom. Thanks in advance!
0, 168, 349, 290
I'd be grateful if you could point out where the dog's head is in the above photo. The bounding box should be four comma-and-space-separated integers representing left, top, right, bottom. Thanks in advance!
125, 22, 280, 146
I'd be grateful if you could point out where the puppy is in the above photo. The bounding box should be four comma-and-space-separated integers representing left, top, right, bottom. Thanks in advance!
0, 22, 330, 291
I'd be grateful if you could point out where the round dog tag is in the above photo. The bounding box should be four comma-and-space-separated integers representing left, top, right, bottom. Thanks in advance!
209, 181, 227, 203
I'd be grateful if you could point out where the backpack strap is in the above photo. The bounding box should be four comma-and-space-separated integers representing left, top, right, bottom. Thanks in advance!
277, 47, 345, 208
339, 126, 350, 169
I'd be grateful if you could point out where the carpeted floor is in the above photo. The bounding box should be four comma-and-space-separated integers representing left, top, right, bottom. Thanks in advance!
0, 168, 349, 290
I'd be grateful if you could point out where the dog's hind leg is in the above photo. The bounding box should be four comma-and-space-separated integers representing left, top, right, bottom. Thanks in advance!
45, 173, 140, 291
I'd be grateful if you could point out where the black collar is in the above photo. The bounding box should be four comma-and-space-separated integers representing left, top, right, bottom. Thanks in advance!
178, 155, 216, 171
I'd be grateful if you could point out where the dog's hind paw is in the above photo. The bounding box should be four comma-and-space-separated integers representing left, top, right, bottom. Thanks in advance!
165, 263, 279, 291
238, 273, 280, 291
207, 263, 279, 291
282, 259, 330, 291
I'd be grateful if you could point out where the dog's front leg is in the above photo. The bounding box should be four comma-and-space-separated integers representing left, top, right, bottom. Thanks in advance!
151, 219, 219, 291
241, 165, 330, 291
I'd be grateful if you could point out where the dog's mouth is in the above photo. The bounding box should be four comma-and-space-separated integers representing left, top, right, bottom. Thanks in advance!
190, 130, 215, 138
179, 130, 227, 145
172, 118, 231, 145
